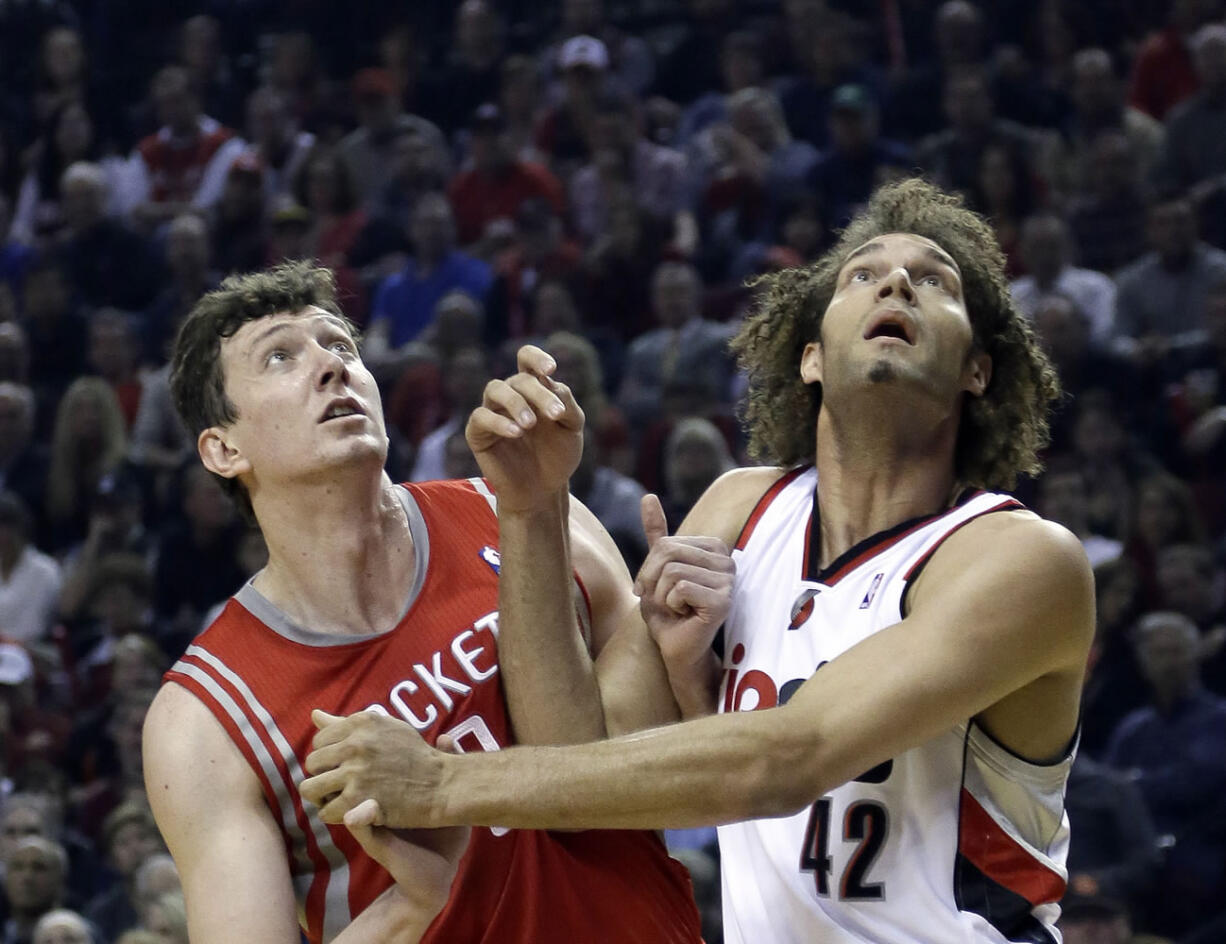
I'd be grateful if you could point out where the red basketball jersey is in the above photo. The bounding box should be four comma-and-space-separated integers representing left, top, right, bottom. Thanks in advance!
166, 478, 702, 943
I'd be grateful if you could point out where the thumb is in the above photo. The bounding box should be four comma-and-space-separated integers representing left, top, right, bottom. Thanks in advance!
436, 733, 462, 755
640, 493, 669, 549
344, 798, 383, 829
311, 709, 344, 730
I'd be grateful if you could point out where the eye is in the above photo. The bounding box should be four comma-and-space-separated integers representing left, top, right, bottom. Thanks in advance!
329, 339, 356, 355
919, 274, 942, 288
850, 268, 873, 282
265, 349, 289, 366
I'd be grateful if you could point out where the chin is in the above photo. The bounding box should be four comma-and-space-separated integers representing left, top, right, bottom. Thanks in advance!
867, 360, 898, 384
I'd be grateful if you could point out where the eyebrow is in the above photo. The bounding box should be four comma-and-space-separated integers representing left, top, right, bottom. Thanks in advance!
841, 240, 962, 277
245, 314, 353, 355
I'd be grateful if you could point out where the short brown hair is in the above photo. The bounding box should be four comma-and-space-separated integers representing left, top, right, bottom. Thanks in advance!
731, 178, 1059, 491
169, 261, 352, 516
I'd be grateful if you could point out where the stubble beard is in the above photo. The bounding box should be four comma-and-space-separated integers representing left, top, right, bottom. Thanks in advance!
867, 359, 897, 384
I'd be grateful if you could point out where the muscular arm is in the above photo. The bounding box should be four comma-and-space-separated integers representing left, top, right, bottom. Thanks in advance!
144, 685, 445, 943
304, 514, 1093, 832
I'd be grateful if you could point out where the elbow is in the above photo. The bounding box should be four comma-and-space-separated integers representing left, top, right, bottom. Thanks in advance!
735, 719, 825, 820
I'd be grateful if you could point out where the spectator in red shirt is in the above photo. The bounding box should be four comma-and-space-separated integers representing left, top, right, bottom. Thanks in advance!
1127, 0, 1211, 121
449, 103, 565, 248
129, 66, 245, 230
87, 310, 144, 431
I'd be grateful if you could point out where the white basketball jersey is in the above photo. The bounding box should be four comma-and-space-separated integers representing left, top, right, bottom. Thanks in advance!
717, 466, 1074, 944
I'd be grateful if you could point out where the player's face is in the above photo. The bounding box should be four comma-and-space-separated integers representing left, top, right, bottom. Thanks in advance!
205, 308, 388, 494
802, 233, 989, 413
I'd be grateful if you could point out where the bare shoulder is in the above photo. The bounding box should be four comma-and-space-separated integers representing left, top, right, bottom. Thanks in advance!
144, 682, 265, 830
912, 509, 1094, 661
679, 466, 790, 545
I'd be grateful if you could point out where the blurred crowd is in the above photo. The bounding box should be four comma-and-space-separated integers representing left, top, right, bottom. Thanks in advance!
0, 0, 1224, 942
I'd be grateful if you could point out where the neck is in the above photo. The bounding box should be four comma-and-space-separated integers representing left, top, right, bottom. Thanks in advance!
813, 398, 961, 568
250, 470, 414, 635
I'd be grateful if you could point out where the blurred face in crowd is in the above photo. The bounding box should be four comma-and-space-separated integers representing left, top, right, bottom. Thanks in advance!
410, 194, 455, 261
1073, 405, 1124, 462
432, 293, 482, 355
183, 465, 235, 533
355, 90, 396, 135
0, 385, 33, 461
1038, 468, 1090, 535
1071, 49, 1119, 119
783, 205, 822, 258
533, 282, 579, 335
391, 129, 437, 185
1194, 30, 1226, 92
456, 0, 502, 63
61, 171, 106, 231
54, 103, 93, 162
443, 346, 489, 413
167, 217, 209, 278
943, 74, 993, 135
246, 87, 290, 150
1020, 216, 1070, 283
593, 107, 635, 154
470, 126, 511, 173
42, 28, 84, 87
1157, 546, 1218, 622
1089, 131, 1136, 198
1134, 614, 1201, 702
1148, 200, 1198, 263
270, 32, 315, 88
5, 841, 64, 914
181, 16, 220, 75
153, 70, 198, 136
89, 315, 138, 382
111, 638, 162, 693
652, 263, 700, 330
935, 1, 984, 65
33, 912, 93, 944
1033, 296, 1088, 367
729, 94, 780, 152
110, 820, 162, 877
443, 431, 481, 480
306, 157, 342, 214
499, 59, 538, 120
0, 326, 29, 384
977, 145, 1017, 210
1135, 479, 1186, 549
720, 39, 764, 92
0, 806, 48, 861
23, 267, 71, 324
830, 106, 875, 155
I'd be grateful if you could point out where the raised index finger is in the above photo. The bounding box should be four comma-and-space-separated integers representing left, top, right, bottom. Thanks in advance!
516, 344, 556, 377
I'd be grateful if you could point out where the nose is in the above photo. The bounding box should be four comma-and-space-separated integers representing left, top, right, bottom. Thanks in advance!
876, 267, 915, 304
315, 343, 349, 389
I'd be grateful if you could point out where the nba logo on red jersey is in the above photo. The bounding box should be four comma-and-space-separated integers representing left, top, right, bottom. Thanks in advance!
480, 545, 501, 574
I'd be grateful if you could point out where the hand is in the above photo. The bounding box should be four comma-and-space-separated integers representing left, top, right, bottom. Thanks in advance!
464, 345, 584, 514
301, 710, 448, 828
634, 494, 735, 672
345, 735, 470, 915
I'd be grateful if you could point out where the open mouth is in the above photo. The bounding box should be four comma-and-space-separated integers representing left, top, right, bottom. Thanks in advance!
320, 399, 365, 422
864, 311, 916, 345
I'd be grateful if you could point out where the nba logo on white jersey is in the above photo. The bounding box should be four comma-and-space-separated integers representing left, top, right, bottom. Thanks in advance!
859, 573, 884, 609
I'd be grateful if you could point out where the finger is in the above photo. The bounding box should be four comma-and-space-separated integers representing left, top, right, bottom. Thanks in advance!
516, 344, 556, 377
300, 769, 346, 808
303, 743, 343, 776
466, 405, 524, 449
641, 494, 668, 548
318, 788, 361, 825
344, 798, 383, 829
311, 709, 344, 730
482, 379, 536, 429
436, 733, 460, 754
664, 579, 731, 616
648, 541, 736, 574
506, 373, 567, 422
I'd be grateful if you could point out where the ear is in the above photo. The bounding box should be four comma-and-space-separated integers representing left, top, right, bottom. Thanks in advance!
963, 350, 992, 398
198, 426, 251, 481
799, 341, 823, 386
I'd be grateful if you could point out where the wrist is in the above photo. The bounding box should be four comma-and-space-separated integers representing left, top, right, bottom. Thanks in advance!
497, 487, 569, 520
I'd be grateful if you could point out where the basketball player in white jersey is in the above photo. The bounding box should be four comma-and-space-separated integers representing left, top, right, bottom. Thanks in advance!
302, 179, 1095, 943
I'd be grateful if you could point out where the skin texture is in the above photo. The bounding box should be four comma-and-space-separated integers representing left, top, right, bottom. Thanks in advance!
298, 234, 1092, 842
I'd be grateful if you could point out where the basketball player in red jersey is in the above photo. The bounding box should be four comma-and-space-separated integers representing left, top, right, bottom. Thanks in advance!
303, 179, 1097, 942
141, 262, 717, 942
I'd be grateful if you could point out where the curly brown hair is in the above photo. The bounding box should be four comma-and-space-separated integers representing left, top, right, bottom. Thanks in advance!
731, 178, 1060, 491
169, 261, 354, 517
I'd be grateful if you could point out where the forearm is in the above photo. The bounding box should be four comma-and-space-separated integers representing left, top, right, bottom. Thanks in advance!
437, 706, 815, 831
335, 885, 440, 943
498, 494, 605, 745
661, 650, 721, 719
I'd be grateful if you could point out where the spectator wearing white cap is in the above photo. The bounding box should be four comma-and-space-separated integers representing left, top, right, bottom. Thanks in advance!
534, 34, 613, 176
540, 0, 655, 99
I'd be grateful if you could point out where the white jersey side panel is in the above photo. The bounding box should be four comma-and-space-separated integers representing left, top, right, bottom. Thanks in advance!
717, 467, 1073, 944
